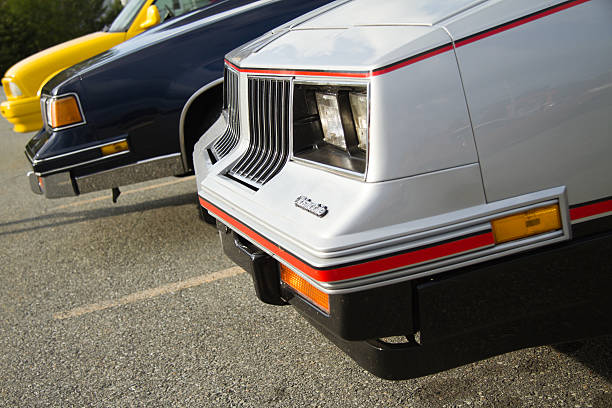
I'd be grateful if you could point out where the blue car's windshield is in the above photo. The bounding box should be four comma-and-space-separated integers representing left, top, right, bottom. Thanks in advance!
108, 0, 214, 32
108, 0, 149, 32
154, 0, 215, 21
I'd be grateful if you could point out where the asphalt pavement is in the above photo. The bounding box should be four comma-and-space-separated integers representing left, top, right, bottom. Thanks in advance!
0, 96, 610, 406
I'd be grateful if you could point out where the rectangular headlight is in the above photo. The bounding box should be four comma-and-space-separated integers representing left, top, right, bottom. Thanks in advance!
349, 92, 368, 151
293, 83, 368, 177
315, 92, 347, 150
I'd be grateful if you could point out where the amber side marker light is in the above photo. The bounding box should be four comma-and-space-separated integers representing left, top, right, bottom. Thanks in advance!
49, 96, 83, 128
491, 204, 562, 244
280, 264, 330, 313
101, 140, 129, 156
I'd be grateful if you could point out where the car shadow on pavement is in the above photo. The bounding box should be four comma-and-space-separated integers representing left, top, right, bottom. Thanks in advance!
0, 192, 211, 236
554, 335, 612, 383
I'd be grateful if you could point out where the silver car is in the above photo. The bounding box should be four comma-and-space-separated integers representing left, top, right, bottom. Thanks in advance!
194, 0, 612, 379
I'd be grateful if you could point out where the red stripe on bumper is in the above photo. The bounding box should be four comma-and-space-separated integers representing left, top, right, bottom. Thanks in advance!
570, 199, 612, 221
200, 196, 495, 283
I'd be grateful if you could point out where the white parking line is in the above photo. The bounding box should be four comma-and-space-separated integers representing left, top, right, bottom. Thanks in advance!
53, 266, 245, 320
49, 176, 196, 211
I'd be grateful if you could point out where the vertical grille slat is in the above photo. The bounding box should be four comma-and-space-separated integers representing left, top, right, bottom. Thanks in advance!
229, 76, 290, 187
243, 79, 265, 174
232, 79, 258, 173
245, 79, 271, 176
253, 80, 280, 182
262, 79, 289, 183
210, 67, 240, 160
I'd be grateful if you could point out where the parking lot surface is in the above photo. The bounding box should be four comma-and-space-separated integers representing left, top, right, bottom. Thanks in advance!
0, 97, 610, 406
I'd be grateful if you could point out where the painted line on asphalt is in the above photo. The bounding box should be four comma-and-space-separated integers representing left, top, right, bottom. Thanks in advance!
49, 176, 196, 211
53, 266, 245, 320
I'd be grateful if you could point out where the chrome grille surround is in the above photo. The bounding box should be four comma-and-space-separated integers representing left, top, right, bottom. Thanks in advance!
229, 76, 291, 187
210, 66, 240, 161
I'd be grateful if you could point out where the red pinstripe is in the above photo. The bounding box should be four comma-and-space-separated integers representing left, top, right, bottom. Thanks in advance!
200, 196, 495, 283
226, 0, 590, 79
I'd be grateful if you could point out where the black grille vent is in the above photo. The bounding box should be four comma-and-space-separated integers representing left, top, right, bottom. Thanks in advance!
229, 77, 291, 186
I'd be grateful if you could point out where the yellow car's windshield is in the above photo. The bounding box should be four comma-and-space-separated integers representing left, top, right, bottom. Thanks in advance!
108, 0, 150, 32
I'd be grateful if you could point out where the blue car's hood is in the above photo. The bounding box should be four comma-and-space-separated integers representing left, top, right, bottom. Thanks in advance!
43, 0, 277, 94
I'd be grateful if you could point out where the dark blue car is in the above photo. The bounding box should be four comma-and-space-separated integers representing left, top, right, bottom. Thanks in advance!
25, 0, 335, 200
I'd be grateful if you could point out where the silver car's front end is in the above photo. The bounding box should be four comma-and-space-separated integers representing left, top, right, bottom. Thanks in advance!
194, 0, 612, 379
195, 55, 572, 295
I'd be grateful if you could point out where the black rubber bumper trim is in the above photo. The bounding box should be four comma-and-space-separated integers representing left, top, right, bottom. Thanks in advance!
297, 231, 612, 379
217, 220, 285, 305
217, 217, 611, 380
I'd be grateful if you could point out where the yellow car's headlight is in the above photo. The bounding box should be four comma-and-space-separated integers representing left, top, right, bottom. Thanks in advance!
45, 94, 85, 129
8, 81, 22, 98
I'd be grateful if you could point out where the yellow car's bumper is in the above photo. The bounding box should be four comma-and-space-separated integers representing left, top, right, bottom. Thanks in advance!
0, 96, 42, 133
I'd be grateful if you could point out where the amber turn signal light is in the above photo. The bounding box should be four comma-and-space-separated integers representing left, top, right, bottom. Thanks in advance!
491, 204, 562, 244
101, 140, 129, 156
280, 264, 329, 313
49, 96, 83, 128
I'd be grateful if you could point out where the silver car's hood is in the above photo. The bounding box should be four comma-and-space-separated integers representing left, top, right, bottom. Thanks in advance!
227, 0, 487, 71
228, 24, 450, 72
295, 0, 485, 27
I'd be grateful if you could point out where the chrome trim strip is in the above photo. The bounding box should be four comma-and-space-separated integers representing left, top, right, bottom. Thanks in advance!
205, 184, 569, 261
31, 138, 128, 165
320, 230, 567, 295
571, 211, 612, 224
227, 198, 569, 294
76, 153, 184, 194
24, 148, 34, 164
38, 150, 129, 176
27, 171, 43, 195
207, 188, 569, 294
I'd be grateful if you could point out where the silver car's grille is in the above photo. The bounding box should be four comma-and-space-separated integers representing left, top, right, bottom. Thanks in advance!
210, 67, 240, 161
229, 77, 291, 186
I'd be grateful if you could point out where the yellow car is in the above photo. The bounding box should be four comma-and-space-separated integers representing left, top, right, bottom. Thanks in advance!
1, 0, 205, 133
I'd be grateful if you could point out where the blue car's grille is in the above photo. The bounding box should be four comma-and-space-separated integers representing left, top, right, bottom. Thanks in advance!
229, 76, 291, 186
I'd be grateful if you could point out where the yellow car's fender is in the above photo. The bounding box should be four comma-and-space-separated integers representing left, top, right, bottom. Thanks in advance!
1, 0, 157, 133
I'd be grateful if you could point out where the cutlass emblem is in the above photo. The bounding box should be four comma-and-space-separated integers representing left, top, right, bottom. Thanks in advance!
295, 196, 328, 217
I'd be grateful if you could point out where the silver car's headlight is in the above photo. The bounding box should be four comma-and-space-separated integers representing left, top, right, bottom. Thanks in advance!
292, 83, 368, 177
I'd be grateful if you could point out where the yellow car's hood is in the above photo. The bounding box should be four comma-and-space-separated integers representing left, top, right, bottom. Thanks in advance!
4, 31, 126, 97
